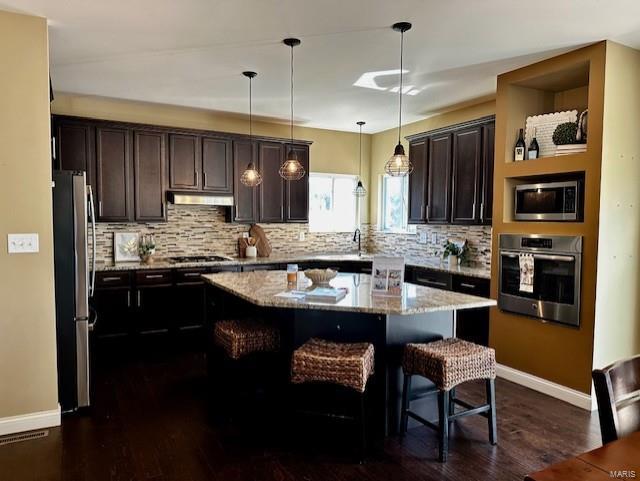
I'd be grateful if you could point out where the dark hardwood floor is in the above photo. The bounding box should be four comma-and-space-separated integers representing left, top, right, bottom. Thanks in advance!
0, 334, 601, 481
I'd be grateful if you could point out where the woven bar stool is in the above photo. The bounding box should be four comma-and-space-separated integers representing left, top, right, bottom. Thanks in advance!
209, 319, 281, 419
400, 338, 497, 462
291, 338, 375, 460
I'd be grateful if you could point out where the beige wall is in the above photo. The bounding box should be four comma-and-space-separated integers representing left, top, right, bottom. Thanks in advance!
369, 100, 496, 223
0, 11, 59, 419
52, 94, 372, 223
592, 42, 640, 370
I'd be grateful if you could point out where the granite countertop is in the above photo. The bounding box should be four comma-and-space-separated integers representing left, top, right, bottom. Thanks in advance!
202, 271, 495, 316
95, 252, 491, 279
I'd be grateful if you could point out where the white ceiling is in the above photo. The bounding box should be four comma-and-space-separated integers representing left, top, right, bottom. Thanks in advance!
3, 0, 640, 133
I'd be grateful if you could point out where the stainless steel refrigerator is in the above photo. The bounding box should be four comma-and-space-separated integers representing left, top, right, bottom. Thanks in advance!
53, 170, 96, 412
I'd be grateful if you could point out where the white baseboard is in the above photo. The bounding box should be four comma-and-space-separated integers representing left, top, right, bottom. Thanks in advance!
0, 405, 61, 436
496, 363, 596, 411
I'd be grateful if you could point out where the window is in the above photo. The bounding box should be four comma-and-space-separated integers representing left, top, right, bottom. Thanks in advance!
380, 174, 410, 232
309, 173, 358, 232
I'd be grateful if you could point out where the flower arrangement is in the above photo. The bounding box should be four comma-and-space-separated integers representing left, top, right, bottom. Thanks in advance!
442, 239, 468, 265
139, 234, 156, 264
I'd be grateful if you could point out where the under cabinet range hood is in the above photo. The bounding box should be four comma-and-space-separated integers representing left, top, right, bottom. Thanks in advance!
167, 191, 234, 206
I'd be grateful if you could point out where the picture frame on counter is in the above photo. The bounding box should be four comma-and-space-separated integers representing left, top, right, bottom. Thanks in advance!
113, 232, 140, 262
371, 256, 405, 297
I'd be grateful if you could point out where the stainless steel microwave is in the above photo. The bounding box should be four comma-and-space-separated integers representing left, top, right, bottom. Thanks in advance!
514, 180, 582, 221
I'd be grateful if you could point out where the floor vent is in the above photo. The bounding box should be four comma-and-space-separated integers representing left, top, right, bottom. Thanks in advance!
0, 429, 49, 446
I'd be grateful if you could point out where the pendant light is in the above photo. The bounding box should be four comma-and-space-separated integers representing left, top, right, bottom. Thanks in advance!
384, 22, 414, 177
279, 37, 306, 181
240, 71, 262, 187
353, 121, 367, 197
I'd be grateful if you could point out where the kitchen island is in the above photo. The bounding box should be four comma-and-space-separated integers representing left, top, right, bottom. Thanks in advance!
203, 270, 496, 441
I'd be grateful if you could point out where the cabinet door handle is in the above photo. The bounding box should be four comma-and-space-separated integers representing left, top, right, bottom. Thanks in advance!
183, 272, 201, 277
137, 290, 141, 307
472, 202, 476, 220
99, 201, 103, 217
480, 202, 484, 222
203, 172, 207, 187
195, 171, 199, 186
145, 274, 164, 279
425, 204, 430, 221
127, 291, 131, 307
102, 276, 121, 282
420, 204, 424, 219
460, 282, 476, 289
417, 277, 448, 287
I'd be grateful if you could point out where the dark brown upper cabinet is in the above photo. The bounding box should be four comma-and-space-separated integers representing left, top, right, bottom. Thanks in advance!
96, 126, 133, 222
232, 140, 258, 223
258, 142, 285, 223
408, 140, 428, 224
168, 134, 200, 191
53, 119, 95, 186
202, 137, 233, 194
451, 126, 482, 224
427, 133, 453, 224
285, 145, 310, 223
133, 130, 167, 222
406, 116, 495, 226
481, 122, 495, 225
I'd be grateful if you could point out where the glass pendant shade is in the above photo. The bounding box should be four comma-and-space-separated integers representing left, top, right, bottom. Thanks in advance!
385, 142, 413, 176
279, 151, 305, 181
240, 161, 263, 187
353, 180, 367, 197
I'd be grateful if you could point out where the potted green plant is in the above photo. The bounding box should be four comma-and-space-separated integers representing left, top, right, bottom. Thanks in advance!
442, 240, 467, 267
553, 118, 587, 156
138, 235, 156, 264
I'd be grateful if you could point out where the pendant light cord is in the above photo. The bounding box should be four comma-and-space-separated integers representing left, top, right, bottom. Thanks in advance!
249, 76, 253, 141
398, 30, 404, 145
359, 123, 363, 177
290, 43, 294, 148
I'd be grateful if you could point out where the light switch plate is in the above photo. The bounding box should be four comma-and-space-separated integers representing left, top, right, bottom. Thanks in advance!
8, 233, 39, 254
298, 231, 306, 242
418, 232, 427, 244
431, 233, 438, 244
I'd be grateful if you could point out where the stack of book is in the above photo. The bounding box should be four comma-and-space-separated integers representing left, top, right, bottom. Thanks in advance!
555, 144, 587, 156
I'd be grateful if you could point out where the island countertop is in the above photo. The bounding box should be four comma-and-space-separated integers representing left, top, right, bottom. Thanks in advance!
202, 271, 496, 316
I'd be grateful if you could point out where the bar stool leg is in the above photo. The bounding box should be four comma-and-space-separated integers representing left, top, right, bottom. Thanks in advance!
400, 374, 412, 436
438, 389, 450, 462
449, 387, 456, 416
486, 378, 497, 445
359, 392, 367, 462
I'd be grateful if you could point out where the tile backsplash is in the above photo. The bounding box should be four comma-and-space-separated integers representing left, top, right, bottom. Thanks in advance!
92, 204, 491, 266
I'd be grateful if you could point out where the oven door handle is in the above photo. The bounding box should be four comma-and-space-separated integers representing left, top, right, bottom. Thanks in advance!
500, 250, 576, 262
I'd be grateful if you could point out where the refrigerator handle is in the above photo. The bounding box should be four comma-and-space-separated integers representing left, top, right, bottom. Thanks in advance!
88, 186, 97, 297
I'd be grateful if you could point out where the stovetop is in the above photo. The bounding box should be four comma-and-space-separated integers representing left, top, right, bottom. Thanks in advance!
168, 255, 232, 264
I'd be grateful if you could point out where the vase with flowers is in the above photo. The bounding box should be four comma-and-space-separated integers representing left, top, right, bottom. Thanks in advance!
139, 235, 156, 264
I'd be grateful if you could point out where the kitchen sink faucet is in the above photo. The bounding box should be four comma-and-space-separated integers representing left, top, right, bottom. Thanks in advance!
353, 228, 362, 257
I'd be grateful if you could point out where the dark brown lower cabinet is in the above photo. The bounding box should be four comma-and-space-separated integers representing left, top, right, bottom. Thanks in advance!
134, 285, 174, 334
92, 286, 131, 338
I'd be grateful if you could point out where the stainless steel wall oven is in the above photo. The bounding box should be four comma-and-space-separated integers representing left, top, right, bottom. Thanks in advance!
498, 234, 582, 327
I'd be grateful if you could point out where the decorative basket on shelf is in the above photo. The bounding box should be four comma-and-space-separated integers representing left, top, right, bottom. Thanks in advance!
304, 268, 338, 286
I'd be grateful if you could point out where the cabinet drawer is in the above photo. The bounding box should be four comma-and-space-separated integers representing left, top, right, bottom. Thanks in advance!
95, 271, 132, 289
452, 275, 490, 297
175, 268, 207, 285
411, 268, 452, 290
136, 270, 173, 286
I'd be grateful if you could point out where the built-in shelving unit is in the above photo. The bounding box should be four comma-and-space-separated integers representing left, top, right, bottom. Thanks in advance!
490, 41, 608, 397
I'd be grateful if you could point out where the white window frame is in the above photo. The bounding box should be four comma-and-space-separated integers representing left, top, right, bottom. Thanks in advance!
308, 173, 359, 233
379, 174, 414, 233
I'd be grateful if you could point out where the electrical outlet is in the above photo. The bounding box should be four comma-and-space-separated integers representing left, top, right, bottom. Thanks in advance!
8, 233, 39, 254
298, 231, 306, 242
431, 233, 438, 244
418, 232, 427, 244
242, 232, 249, 238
